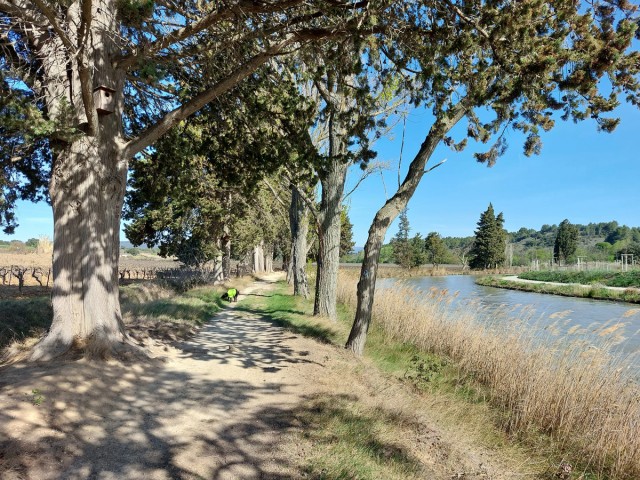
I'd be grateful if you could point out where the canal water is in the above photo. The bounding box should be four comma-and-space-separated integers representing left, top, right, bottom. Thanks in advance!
378, 275, 640, 359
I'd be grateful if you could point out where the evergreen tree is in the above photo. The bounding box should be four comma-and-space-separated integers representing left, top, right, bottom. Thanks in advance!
424, 232, 448, 268
470, 204, 507, 269
392, 209, 412, 268
410, 233, 426, 268
554, 219, 580, 263
340, 207, 356, 257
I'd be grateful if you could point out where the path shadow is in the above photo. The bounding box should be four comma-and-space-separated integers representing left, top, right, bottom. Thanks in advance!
0, 359, 302, 479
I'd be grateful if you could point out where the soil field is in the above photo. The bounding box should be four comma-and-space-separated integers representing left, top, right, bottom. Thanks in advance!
0, 252, 181, 289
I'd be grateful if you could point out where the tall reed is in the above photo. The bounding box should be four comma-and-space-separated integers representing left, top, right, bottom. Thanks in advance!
337, 271, 640, 479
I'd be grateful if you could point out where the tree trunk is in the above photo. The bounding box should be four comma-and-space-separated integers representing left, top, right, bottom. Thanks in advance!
31, 136, 134, 361
252, 241, 265, 273
345, 108, 466, 355
30, 2, 139, 360
264, 243, 274, 273
289, 186, 309, 298
314, 160, 348, 320
222, 227, 231, 280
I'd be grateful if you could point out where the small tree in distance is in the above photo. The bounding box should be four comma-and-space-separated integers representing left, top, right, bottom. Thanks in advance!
391, 209, 412, 268
424, 232, 448, 268
554, 219, 580, 264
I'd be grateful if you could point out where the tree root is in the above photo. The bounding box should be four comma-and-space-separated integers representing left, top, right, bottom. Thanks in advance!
3, 333, 156, 364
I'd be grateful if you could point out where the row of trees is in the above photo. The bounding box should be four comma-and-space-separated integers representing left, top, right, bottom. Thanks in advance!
2, 0, 638, 359
389, 206, 638, 269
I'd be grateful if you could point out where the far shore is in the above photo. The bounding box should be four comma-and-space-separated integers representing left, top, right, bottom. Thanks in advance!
476, 275, 640, 304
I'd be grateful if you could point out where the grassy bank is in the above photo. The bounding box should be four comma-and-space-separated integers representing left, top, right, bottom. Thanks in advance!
0, 279, 244, 352
477, 275, 640, 303
518, 270, 640, 288
245, 278, 640, 479
333, 272, 640, 479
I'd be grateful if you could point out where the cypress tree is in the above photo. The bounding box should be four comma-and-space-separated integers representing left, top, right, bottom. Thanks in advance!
554, 219, 579, 264
470, 204, 507, 269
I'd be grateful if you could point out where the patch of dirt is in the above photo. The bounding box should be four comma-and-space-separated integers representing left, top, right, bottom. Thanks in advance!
0, 273, 533, 479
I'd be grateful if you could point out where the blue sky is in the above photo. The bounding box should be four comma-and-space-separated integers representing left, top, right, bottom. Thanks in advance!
345, 100, 640, 246
2, 100, 639, 247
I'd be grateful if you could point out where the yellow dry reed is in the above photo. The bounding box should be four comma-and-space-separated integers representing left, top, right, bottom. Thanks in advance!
337, 271, 640, 479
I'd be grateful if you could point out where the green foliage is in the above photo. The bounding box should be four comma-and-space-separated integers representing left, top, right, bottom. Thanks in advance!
518, 270, 640, 288
30, 389, 45, 406
554, 219, 579, 264
392, 209, 413, 268
339, 207, 355, 257
25, 238, 38, 248
125, 247, 141, 256
424, 232, 448, 267
469, 204, 507, 269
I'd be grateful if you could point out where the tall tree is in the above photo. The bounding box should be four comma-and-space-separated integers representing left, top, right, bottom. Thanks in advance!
1, 0, 389, 360
424, 232, 448, 268
469, 204, 507, 269
554, 219, 579, 264
391, 208, 412, 268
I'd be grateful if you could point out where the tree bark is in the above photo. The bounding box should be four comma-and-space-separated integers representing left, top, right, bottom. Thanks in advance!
345, 107, 467, 355
222, 227, 231, 280
314, 153, 348, 320
31, 135, 134, 360
289, 186, 309, 298
264, 243, 274, 273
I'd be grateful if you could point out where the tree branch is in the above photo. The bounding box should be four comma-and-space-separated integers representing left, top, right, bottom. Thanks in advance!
124, 27, 349, 157
31, 0, 76, 53
114, 0, 306, 70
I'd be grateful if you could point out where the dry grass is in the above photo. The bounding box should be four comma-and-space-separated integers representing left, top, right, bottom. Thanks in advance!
337, 271, 640, 479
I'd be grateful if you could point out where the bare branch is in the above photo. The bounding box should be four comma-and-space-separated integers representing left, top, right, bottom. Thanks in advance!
423, 158, 447, 174
343, 161, 387, 200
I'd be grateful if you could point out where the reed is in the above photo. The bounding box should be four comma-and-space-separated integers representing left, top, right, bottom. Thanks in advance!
337, 271, 640, 479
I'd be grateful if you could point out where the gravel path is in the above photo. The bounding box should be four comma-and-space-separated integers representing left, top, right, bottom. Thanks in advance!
1, 274, 531, 479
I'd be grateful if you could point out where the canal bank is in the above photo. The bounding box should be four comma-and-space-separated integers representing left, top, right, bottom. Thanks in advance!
476, 274, 640, 304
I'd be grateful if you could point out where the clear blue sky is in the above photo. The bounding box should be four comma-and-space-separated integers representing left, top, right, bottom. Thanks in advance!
2, 101, 639, 247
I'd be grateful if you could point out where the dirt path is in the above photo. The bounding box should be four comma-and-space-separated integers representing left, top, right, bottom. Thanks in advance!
1, 274, 530, 479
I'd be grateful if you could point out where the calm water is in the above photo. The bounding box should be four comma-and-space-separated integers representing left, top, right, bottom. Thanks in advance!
378, 275, 640, 358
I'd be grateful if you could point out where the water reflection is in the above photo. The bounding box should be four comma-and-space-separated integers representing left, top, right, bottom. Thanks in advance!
378, 275, 640, 359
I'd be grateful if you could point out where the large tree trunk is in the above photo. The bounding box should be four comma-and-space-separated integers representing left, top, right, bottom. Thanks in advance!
345, 108, 466, 355
289, 186, 309, 298
31, 137, 133, 360
30, 1, 138, 360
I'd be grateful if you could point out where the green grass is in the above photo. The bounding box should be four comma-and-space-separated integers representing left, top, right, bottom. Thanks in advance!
0, 282, 225, 350
476, 275, 640, 303
518, 270, 640, 288
243, 281, 527, 478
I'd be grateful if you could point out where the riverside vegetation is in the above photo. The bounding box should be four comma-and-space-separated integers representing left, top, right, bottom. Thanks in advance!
476, 271, 640, 304
2, 272, 640, 478
333, 270, 639, 479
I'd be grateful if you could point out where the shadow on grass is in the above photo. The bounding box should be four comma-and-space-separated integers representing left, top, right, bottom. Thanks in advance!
234, 299, 337, 345
0, 295, 52, 349
295, 393, 433, 479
